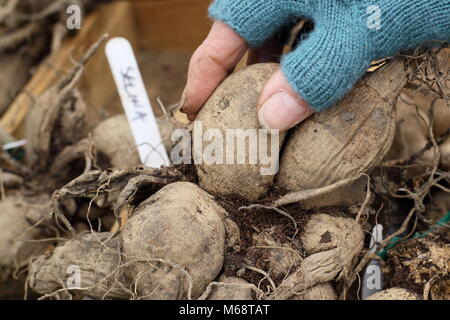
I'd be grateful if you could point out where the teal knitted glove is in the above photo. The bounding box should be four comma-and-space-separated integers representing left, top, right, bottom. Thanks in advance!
209, 0, 450, 112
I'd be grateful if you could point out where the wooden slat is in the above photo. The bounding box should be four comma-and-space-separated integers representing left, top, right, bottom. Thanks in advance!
133, 0, 211, 54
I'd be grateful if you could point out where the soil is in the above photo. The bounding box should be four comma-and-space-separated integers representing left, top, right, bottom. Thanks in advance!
217, 190, 355, 289
385, 231, 450, 297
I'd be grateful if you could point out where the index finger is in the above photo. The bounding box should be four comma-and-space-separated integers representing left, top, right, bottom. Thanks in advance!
180, 21, 248, 118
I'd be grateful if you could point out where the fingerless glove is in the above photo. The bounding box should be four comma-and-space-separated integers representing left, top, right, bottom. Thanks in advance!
209, 0, 450, 111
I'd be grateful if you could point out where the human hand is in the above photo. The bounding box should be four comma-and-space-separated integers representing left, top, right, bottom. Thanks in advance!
181, 1, 450, 131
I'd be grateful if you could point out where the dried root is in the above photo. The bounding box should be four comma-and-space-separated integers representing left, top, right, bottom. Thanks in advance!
268, 214, 364, 300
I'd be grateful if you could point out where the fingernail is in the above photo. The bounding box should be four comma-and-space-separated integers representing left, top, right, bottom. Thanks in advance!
258, 91, 312, 131
179, 89, 187, 113
187, 113, 196, 122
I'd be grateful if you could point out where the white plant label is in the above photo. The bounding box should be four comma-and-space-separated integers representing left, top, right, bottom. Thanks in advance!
3, 139, 27, 151
105, 37, 170, 168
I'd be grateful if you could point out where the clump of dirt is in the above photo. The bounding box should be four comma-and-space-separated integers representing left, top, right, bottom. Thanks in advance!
217, 195, 308, 285
386, 233, 450, 300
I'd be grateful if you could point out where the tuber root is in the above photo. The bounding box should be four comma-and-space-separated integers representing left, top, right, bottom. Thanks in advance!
277, 59, 407, 192
195, 63, 280, 201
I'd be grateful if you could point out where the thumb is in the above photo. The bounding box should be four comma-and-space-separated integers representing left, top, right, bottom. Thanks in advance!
258, 69, 314, 131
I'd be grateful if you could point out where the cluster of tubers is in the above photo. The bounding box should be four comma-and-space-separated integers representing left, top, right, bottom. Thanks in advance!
196, 61, 407, 200
1, 42, 448, 300
22, 60, 407, 300
27, 179, 368, 300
